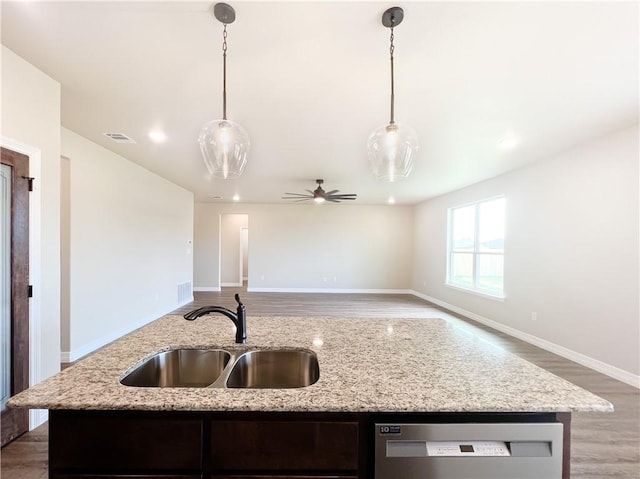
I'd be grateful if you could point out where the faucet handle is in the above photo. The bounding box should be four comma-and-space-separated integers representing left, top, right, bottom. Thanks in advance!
234, 293, 244, 307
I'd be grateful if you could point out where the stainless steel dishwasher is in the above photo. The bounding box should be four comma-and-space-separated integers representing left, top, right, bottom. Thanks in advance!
375, 422, 563, 479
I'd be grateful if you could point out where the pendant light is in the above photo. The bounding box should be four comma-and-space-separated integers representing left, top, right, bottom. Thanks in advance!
198, 3, 250, 179
367, 6, 418, 182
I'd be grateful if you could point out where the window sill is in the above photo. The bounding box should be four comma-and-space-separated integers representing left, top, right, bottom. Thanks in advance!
445, 283, 506, 302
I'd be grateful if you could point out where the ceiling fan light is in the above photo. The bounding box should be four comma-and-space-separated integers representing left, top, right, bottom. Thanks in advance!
199, 118, 250, 179
314, 196, 325, 204
367, 122, 418, 181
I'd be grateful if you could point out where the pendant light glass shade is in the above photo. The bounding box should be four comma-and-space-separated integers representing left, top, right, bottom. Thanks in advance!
367, 122, 418, 181
199, 119, 250, 179
199, 3, 249, 180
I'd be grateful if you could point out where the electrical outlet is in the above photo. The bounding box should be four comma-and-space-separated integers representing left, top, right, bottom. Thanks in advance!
531, 312, 538, 321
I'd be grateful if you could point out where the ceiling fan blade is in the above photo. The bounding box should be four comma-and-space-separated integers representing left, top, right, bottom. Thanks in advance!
325, 190, 339, 195
283, 193, 313, 198
328, 194, 357, 198
282, 198, 313, 202
326, 198, 340, 203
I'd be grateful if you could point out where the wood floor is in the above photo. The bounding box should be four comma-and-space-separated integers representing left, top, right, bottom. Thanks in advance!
2, 289, 638, 478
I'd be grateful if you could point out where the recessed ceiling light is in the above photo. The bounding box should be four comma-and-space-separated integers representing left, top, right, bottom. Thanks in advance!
232, 194, 240, 202
388, 196, 396, 204
498, 134, 519, 150
149, 131, 166, 143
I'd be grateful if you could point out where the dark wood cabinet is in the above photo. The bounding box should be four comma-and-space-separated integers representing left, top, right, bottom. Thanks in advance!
211, 476, 357, 479
52, 476, 202, 479
49, 411, 364, 479
210, 420, 359, 472
49, 411, 202, 473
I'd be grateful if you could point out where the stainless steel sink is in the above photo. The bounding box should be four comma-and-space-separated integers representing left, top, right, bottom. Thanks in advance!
226, 349, 320, 389
120, 349, 231, 387
120, 347, 319, 389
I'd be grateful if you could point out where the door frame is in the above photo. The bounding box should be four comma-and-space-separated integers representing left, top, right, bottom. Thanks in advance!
0, 136, 44, 430
1, 147, 29, 445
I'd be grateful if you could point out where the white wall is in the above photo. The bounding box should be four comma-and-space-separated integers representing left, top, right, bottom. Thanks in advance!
194, 203, 414, 292
413, 126, 639, 382
194, 203, 218, 290
1, 46, 62, 386
61, 128, 194, 361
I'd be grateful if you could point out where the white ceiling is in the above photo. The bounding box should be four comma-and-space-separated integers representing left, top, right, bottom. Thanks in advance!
1, 1, 638, 205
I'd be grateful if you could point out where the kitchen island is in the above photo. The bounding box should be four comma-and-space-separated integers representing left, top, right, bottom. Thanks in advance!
9, 315, 612, 478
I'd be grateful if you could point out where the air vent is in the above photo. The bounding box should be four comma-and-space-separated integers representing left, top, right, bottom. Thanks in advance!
177, 281, 192, 304
103, 132, 136, 144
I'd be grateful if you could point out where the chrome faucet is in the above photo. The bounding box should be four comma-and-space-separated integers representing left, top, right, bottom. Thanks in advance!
183, 293, 247, 344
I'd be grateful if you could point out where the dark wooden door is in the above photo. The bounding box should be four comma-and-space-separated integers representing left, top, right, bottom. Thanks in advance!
1, 147, 30, 446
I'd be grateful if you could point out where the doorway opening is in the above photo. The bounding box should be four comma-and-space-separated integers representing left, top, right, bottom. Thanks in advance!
219, 214, 248, 290
241, 226, 248, 287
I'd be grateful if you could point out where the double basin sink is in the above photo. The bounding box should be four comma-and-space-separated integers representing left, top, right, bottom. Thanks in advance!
120, 348, 319, 389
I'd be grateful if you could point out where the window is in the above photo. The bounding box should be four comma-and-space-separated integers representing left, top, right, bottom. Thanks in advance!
447, 196, 505, 298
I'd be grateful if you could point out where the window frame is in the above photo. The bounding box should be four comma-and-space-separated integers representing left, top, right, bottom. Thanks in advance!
446, 195, 506, 300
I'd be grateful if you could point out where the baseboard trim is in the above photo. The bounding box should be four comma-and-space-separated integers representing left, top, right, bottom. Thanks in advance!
412, 291, 640, 389
221, 282, 242, 287
60, 297, 193, 363
194, 286, 221, 292
247, 287, 413, 294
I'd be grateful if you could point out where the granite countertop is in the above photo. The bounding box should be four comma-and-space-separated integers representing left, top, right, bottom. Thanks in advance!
8, 315, 613, 413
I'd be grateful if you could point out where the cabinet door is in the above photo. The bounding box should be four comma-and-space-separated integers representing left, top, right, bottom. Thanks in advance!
212, 476, 357, 479
210, 421, 359, 471
52, 476, 202, 479
49, 411, 202, 472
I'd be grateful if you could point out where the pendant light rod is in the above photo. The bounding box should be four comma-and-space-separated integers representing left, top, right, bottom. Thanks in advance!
390, 25, 395, 125
382, 6, 404, 125
222, 24, 228, 119
214, 3, 236, 120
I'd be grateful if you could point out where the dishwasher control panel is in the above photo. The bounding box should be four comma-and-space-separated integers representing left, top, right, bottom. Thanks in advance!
375, 422, 563, 479
426, 440, 510, 456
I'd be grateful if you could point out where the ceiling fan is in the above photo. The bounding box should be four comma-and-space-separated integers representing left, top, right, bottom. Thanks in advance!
282, 179, 357, 204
